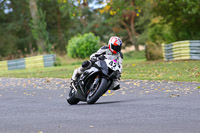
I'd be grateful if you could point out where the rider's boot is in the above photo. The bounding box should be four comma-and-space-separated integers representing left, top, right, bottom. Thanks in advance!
113, 84, 120, 90
109, 80, 120, 90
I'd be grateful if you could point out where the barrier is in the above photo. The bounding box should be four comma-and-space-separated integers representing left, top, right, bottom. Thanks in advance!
0, 61, 8, 71
0, 54, 56, 71
162, 40, 200, 61
25, 55, 44, 69
8, 58, 25, 70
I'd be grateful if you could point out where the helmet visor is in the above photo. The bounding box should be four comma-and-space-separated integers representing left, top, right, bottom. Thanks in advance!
111, 45, 121, 52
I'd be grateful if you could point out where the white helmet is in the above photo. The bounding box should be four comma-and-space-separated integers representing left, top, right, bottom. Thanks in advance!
108, 36, 122, 54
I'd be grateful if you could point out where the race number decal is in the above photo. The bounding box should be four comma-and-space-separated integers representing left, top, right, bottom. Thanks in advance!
109, 60, 116, 68
106, 59, 120, 71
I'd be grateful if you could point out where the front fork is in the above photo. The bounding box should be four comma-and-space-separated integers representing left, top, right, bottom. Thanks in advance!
87, 76, 100, 95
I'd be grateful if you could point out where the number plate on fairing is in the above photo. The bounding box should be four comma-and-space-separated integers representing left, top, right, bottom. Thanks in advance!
105, 59, 120, 71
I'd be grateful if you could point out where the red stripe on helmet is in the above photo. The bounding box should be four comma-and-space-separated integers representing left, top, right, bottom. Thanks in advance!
109, 44, 117, 54
113, 39, 118, 46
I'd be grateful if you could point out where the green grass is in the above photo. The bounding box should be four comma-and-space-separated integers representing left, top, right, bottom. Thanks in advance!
0, 51, 200, 82
0, 65, 79, 79
123, 60, 200, 82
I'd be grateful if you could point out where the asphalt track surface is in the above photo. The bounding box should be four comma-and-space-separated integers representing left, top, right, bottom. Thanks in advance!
0, 78, 200, 133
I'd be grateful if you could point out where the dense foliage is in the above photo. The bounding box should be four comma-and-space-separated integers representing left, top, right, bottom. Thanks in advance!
152, 0, 200, 41
67, 32, 100, 58
0, 0, 199, 60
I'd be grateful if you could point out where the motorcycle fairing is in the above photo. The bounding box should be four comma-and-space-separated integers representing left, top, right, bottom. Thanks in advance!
95, 60, 108, 76
74, 60, 113, 101
75, 67, 100, 101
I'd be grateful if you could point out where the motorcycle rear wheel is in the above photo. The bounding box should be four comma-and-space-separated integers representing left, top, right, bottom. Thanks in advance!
87, 78, 108, 104
67, 87, 80, 105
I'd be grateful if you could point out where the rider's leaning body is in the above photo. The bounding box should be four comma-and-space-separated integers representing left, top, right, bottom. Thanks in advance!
71, 36, 123, 90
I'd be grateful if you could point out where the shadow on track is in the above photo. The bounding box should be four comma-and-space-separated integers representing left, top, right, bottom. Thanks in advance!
67, 96, 165, 106
69, 99, 135, 106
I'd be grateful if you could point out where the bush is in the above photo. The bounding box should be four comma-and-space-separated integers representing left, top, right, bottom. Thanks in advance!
67, 33, 100, 58
54, 56, 61, 66
145, 41, 163, 60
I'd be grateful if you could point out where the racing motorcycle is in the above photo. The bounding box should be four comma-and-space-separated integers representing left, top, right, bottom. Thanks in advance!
66, 54, 121, 105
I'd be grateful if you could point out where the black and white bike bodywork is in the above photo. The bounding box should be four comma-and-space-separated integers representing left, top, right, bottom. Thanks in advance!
67, 55, 121, 104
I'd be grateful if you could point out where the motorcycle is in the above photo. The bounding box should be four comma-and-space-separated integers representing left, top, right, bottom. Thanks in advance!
66, 54, 121, 105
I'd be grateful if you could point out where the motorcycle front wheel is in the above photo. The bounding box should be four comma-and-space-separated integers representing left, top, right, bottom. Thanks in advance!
87, 78, 108, 104
67, 87, 80, 105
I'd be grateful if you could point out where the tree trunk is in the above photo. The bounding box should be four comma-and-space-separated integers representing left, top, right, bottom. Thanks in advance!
29, 0, 46, 53
56, 7, 63, 45
120, 0, 140, 51
130, 0, 139, 51
120, 19, 139, 51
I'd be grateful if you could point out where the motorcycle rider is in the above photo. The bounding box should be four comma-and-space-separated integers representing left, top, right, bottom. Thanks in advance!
71, 36, 123, 90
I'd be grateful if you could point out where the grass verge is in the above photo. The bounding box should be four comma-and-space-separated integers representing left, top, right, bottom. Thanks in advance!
0, 51, 200, 82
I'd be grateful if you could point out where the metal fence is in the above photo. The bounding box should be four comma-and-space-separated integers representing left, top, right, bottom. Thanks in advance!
0, 54, 56, 71
162, 40, 200, 61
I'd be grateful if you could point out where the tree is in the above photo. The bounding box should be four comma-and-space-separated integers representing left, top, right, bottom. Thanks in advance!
39, 0, 71, 53
0, 0, 36, 59
29, 0, 51, 53
99, 0, 147, 51
152, 0, 200, 41
0, 0, 73, 58
59, 1, 100, 33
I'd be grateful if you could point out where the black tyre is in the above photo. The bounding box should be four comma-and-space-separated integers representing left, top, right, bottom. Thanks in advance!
67, 87, 80, 105
87, 78, 108, 104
